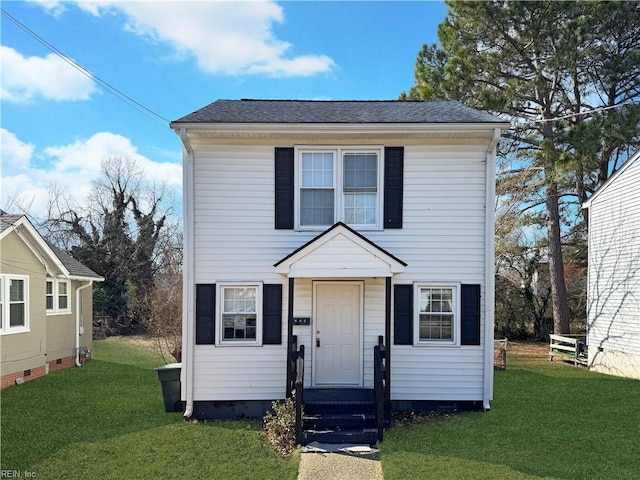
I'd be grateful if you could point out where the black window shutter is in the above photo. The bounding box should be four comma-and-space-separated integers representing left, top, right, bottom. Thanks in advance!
196, 284, 216, 345
263, 284, 283, 345
394, 284, 413, 345
275, 148, 294, 229
461, 284, 481, 345
384, 147, 404, 229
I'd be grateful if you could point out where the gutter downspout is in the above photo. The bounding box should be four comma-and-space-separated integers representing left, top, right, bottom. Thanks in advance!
179, 127, 196, 419
483, 128, 500, 411
76, 281, 93, 367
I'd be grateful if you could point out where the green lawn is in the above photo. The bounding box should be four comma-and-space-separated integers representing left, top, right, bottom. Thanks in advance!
0, 338, 299, 480
380, 355, 640, 480
2, 341, 638, 480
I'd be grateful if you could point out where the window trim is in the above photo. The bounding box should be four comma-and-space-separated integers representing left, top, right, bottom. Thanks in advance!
46, 280, 54, 311
0, 274, 30, 335
46, 278, 71, 315
215, 282, 263, 346
414, 283, 461, 347
294, 146, 384, 231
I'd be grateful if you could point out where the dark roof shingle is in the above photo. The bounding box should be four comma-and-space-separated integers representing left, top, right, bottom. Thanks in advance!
171, 99, 505, 125
0, 214, 23, 234
47, 243, 103, 280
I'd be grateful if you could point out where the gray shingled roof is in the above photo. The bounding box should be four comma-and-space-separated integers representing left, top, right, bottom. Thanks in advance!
171, 99, 505, 125
47, 243, 103, 280
0, 214, 23, 234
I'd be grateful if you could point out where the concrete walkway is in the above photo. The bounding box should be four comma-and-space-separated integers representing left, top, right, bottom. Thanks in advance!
298, 443, 384, 480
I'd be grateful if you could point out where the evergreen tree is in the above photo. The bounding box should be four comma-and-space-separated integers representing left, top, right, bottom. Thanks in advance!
403, 1, 640, 334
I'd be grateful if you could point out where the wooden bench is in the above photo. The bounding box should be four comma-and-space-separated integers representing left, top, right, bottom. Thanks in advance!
549, 334, 588, 366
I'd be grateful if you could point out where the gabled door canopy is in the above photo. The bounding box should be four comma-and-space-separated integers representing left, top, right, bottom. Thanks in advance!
274, 222, 406, 278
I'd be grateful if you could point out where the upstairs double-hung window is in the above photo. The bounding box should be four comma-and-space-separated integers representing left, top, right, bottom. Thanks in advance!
298, 148, 381, 229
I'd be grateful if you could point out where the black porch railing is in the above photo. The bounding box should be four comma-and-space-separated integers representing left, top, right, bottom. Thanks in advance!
294, 344, 305, 445
288, 335, 305, 444
287, 335, 298, 398
374, 335, 387, 442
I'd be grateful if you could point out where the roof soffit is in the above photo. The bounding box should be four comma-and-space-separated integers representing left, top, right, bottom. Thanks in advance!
177, 122, 508, 142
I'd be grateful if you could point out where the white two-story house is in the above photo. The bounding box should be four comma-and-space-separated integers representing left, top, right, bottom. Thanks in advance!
171, 99, 507, 443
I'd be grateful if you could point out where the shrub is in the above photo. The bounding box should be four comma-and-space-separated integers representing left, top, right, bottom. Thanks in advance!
145, 275, 182, 362
263, 395, 298, 456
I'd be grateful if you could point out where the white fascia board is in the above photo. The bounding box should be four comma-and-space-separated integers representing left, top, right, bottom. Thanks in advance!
69, 274, 105, 282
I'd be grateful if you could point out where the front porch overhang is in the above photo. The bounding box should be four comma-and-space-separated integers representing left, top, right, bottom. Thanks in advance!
274, 222, 406, 278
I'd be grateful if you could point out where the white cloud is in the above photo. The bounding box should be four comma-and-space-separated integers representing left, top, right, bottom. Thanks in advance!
1, 128, 35, 175
25, 0, 67, 17
1, 129, 182, 219
73, 0, 334, 77
0, 46, 97, 102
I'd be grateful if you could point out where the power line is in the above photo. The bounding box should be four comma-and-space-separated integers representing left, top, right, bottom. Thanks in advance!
531, 100, 636, 124
1, 8, 171, 125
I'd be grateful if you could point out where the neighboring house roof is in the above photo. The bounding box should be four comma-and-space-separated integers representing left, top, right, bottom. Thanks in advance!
47, 243, 103, 280
583, 150, 640, 209
0, 214, 24, 234
0, 213, 103, 281
171, 99, 506, 125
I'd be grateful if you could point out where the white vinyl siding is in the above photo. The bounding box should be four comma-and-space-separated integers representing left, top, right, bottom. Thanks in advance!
191, 142, 488, 401
391, 145, 486, 400
587, 154, 640, 378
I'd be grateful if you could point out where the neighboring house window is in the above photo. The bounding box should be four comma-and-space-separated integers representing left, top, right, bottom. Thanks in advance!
0, 275, 29, 334
46, 279, 71, 315
58, 281, 69, 310
46, 280, 54, 310
415, 284, 460, 346
217, 283, 262, 345
297, 147, 382, 229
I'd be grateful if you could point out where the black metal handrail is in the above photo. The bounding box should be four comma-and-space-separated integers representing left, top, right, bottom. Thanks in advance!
287, 335, 298, 397
374, 335, 386, 442
294, 344, 305, 445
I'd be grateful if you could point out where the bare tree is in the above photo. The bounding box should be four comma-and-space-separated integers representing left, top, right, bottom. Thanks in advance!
43, 156, 175, 333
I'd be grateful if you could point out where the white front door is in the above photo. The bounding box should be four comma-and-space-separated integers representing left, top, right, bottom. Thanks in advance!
313, 281, 363, 386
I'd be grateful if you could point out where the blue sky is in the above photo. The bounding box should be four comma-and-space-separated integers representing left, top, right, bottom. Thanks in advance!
1, 1, 446, 219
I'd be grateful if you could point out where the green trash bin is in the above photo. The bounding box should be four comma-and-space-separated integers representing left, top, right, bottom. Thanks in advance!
155, 363, 183, 412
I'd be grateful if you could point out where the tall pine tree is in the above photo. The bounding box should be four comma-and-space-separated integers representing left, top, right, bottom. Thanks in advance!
403, 1, 640, 334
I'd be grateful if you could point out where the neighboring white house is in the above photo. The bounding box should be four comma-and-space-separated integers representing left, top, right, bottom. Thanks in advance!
171, 99, 508, 441
584, 150, 640, 380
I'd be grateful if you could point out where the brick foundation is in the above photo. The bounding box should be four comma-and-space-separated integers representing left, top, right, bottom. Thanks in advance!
0, 352, 92, 390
